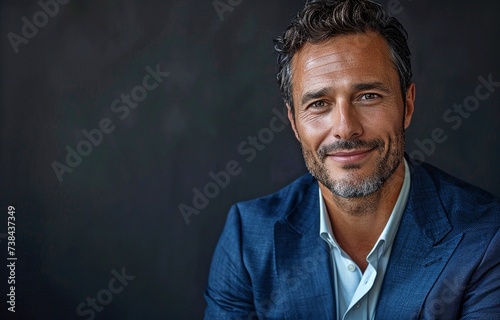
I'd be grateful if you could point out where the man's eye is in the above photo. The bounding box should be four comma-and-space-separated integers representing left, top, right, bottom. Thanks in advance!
310, 100, 326, 109
361, 93, 380, 100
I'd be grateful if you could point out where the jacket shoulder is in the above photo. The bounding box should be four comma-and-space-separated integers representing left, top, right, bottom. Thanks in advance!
235, 173, 317, 222
412, 160, 500, 228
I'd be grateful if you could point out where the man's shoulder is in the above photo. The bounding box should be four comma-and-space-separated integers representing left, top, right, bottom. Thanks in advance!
234, 173, 317, 222
218, 174, 317, 253
410, 158, 500, 226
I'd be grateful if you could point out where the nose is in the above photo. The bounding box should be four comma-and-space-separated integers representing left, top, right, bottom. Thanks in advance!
331, 101, 363, 140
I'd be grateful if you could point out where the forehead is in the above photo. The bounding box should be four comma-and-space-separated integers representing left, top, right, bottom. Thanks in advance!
290, 32, 397, 95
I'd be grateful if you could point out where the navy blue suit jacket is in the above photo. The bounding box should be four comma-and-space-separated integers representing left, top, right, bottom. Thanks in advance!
205, 159, 500, 319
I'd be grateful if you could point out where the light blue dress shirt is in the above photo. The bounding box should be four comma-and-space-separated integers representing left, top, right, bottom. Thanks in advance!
319, 159, 410, 320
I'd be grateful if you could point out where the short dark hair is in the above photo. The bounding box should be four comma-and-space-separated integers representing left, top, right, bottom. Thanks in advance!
274, 0, 412, 114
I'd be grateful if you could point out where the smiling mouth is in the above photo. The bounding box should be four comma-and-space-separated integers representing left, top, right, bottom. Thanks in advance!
327, 148, 375, 163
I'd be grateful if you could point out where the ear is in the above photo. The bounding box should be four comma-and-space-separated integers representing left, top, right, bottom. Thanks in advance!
287, 103, 300, 141
404, 83, 416, 129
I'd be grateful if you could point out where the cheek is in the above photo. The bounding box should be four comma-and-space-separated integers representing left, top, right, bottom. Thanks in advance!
296, 118, 331, 147
362, 108, 403, 134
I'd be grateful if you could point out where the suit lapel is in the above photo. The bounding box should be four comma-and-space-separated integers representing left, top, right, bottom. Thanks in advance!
375, 161, 462, 319
271, 161, 463, 319
273, 179, 336, 319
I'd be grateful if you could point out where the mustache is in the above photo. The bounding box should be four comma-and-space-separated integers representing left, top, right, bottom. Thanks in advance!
317, 139, 384, 160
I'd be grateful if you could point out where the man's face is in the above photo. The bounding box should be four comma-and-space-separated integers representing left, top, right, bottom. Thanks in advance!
288, 32, 415, 198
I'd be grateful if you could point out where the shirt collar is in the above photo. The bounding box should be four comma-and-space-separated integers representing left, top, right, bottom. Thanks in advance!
319, 159, 411, 258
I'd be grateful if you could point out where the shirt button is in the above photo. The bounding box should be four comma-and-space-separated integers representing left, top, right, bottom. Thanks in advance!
347, 264, 356, 272
355, 303, 360, 309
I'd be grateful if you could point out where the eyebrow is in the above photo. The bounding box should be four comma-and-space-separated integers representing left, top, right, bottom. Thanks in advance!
300, 82, 392, 106
353, 82, 391, 94
301, 87, 331, 105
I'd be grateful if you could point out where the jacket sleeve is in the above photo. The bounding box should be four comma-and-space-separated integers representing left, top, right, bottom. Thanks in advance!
204, 204, 257, 320
461, 227, 500, 319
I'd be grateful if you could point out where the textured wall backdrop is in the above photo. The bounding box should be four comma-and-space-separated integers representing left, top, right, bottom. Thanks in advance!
1, 0, 499, 319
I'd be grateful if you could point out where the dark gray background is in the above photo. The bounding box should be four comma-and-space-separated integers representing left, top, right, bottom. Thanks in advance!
1, 0, 499, 319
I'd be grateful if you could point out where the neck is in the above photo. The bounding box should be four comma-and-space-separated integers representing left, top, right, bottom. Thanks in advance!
320, 161, 406, 270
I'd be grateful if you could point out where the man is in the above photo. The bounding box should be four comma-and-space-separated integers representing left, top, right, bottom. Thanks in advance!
204, 0, 500, 319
